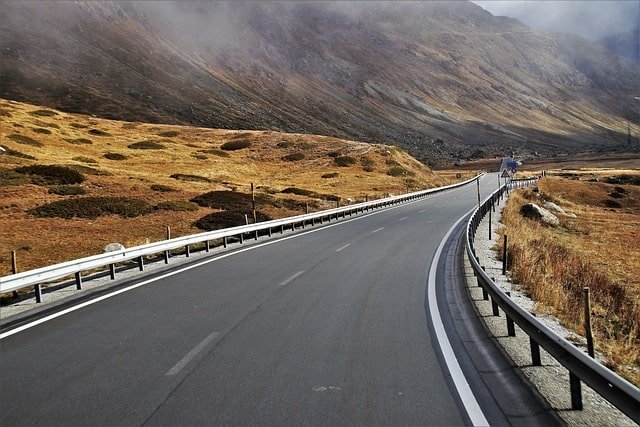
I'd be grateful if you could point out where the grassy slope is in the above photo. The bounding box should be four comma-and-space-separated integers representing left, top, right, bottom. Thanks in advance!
498, 173, 640, 384
0, 99, 467, 275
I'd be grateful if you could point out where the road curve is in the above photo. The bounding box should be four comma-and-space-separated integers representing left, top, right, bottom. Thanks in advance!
1, 174, 552, 426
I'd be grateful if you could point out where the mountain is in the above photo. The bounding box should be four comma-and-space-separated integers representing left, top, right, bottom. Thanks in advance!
599, 27, 640, 65
1, 1, 638, 166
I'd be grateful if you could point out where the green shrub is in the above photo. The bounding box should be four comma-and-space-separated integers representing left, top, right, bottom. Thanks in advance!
360, 156, 375, 172
128, 140, 165, 150
72, 156, 97, 164
194, 210, 271, 231
29, 197, 153, 219
2, 148, 36, 160
64, 138, 93, 145
157, 130, 179, 137
170, 173, 212, 183
387, 166, 413, 177
0, 169, 30, 186
321, 172, 339, 179
28, 109, 58, 117
8, 134, 43, 147
88, 129, 112, 137
334, 155, 356, 167
31, 128, 51, 134
151, 184, 176, 192
48, 185, 87, 196
191, 191, 270, 210
283, 152, 305, 161
104, 152, 127, 160
155, 200, 198, 211
220, 140, 251, 151
15, 165, 85, 185
198, 149, 230, 158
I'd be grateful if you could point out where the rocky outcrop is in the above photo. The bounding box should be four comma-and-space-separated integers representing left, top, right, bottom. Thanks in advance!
520, 203, 559, 226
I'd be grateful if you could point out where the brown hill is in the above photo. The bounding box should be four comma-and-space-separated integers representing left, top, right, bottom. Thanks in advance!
0, 99, 458, 274
1, 1, 638, 166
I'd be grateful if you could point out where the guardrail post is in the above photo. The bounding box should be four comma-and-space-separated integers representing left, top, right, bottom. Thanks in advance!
491, 297, 500, 316
530, 337, 541, 366
302, 219, 306, 229
185, 245, 190, 257
138, 256, 144, 271
504, 291, 516, 336
205, 241, 210, 252
268, 227, 272, 237
109, 263, 116, 279
239, 233, 244, 244
502, 235, 508, 275
166, 226, 171, 240
34, 284, 42, 303
254, 230, 259, 240
280, 225, 284, 234
11, 250, 19, 297
583, 287, 595, 357
164, 250, 169, 264
570, 373, 583, 410
223, 236, 228, 248
75, 272, 82, 290
488, 208, 492, 240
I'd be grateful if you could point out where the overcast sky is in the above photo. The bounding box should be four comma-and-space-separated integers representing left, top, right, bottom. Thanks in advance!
472, 0, 639, 40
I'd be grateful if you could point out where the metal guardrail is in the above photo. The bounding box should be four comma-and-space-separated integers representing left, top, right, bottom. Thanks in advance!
1, 174, 483, 299
465, 179, 640, 422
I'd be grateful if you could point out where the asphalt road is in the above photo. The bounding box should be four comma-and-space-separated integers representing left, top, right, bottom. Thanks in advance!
0, 174, 550, 426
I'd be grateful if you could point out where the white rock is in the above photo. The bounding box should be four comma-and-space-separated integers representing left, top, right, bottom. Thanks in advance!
543, 201, 566, 215
103, 243, 125, 253
520, 203, 559, 226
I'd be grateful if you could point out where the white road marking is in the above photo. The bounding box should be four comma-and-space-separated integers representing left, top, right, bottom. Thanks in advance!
419, 209, 426, 213
398, 216, 408, 222
335, 243, 351, 252
0, 178, 482, 339
165, 331, 220, 376
313, 385, 342, 392
371, 227, 384, 234
276, 271, 305, 287
427, 208, 488, 426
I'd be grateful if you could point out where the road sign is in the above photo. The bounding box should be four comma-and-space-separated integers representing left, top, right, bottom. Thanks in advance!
501, 170, 510, 178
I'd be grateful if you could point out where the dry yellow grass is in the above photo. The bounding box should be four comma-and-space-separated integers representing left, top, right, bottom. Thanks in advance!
0, 99, 468, 276
498, 175, 640, 384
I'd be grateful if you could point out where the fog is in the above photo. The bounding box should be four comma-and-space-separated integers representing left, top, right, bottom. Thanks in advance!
472, 1, 639, 41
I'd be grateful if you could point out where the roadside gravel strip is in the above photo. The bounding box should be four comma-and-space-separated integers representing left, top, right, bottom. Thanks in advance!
469, 192, 635, 426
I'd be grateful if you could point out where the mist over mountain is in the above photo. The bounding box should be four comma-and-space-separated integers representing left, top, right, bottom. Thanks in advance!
1, 1, 638, 166
599, 27, 640, 65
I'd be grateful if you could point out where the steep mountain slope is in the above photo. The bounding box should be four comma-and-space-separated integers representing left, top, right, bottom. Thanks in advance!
599, 26, 640, 64
1, 1, 638, 166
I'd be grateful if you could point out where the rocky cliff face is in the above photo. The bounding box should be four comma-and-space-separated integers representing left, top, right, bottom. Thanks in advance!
1, 1, 638, 165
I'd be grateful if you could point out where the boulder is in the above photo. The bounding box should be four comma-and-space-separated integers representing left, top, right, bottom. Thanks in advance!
543, 201, 566, 215
103, 243, 125, 253
520, 203, 559, 226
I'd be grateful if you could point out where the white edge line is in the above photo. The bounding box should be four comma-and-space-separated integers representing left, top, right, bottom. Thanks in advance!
371, 227, 384, 234
0, 194, 433, 339
165, 331, 220, 376
427, 207, 489, 426
276, 271, 305, 287
335, 243, 351, 252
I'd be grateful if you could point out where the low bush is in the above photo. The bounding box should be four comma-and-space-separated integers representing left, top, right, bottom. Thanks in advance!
277, 141, 295, 148
605, 175, 640, 186
194, 210, 271, 231
193, 154, 208, 160
64, 138, 93, 145
31, 128, 51, 134
157, 130, 180, 137
70, 122, 88, 129
88, 129, 112, 137
2, 148, 36, 160
48, 185, 87, 196
28, 109, 58, 117
220, 140, 251, 151
104, 152, 127, 160
72, 156, 97, 164
387, 166, 413, 177
283, 152, 305, 162
121, 122, 138, 129
0, 169, 30, 186
360, 156, 375, 172
385, 159, 400, 166
191, 191, 270, 211
8, 134, 43, 147
602, 199, 622, 209
29, 197, 154, 219
128, 140, 165, 150
280, 187, 340, 201
321, 172, 339, 179
334, 155, 356, 167
170, 173, 212, 183
65, 164, 110, 176
327, 151, 342, 158
15, 165, 85, 185
198, 149, 230, 158
155, 200, 198, 211
151, 184, 176, 192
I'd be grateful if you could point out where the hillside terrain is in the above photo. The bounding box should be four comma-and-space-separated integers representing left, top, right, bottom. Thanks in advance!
1, 1, 638, 166
0, 99, 459, 275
